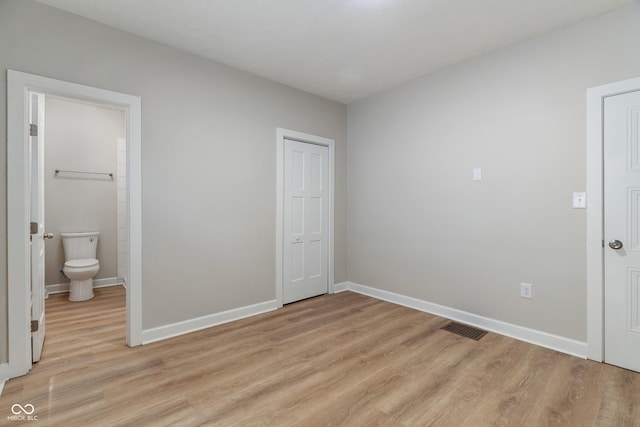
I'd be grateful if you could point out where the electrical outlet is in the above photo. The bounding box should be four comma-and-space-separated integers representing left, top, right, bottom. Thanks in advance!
521, 282, 532, 299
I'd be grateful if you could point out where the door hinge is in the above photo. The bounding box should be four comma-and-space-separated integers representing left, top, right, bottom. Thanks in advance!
30, 222, 38, 235
29, 123, 38, 137
31, 320, 39, 333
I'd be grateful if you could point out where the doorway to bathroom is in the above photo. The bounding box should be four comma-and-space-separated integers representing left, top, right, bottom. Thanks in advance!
38, 94, 128, 361
7, 70, 142, 379
42, 96, 128, 297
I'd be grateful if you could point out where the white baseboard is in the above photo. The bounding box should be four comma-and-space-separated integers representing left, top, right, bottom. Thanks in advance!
0, 363, 8, 396
46, 277, 125, 295
333, 282, 350, 293
141, 299, 279, 345
333, 281, 587, 359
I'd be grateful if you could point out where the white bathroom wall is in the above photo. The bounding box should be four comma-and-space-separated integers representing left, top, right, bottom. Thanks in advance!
44, 96, 125, 287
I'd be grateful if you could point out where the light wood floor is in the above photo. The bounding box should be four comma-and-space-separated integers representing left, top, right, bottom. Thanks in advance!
1, 286, 639, 426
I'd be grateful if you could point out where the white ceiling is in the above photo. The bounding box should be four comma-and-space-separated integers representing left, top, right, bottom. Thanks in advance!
38, 0, 631, 104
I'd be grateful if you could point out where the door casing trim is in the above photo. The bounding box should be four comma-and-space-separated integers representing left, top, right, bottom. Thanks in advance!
6, 70, 143, 378
586, 75, 640, 362
275, 128, 335, 307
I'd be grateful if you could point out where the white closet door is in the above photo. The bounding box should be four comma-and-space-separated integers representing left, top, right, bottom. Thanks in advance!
283, 140, 329, 304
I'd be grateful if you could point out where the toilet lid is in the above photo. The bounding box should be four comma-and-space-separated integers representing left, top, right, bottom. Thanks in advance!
65, 258, 99, 268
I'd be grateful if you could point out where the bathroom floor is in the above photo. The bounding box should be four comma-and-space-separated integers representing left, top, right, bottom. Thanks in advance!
43, 285, 126, 355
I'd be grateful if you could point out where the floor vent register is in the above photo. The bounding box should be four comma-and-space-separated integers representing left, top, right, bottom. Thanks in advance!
441, 321, 488, 341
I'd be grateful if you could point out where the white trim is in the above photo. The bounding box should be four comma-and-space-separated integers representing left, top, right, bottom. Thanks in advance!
0, 363, 8, 395
46, 278, 125, 295
586, 75, 640, 362
141, 300, 278, 344
7, 70, 143, 379
336, 282, 587, 359
332, 282, 350, 293
275, 128, 335, 307
116, 137, 129, 284
7, 71, 31, 379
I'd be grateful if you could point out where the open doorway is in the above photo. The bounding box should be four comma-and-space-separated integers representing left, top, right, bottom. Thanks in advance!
42, 95, 128, 297
33, 94, 128, 363
7, 70, 142, 379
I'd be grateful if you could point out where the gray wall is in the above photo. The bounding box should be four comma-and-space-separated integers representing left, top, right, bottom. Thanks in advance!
0, 0, 348, 361
347, 3, 640, 341
3, 0, 637, 365
44, 96, 124, 286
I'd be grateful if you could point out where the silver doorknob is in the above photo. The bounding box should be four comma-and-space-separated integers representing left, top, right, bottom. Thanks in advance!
43, 233, 54, 240
295, 236, 301, 242
609, 240, 623, 250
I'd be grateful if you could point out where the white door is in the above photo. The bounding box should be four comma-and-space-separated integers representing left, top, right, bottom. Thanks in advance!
30, 92, 47, 363
604, 89, 640, 373
283, 140, 329, 303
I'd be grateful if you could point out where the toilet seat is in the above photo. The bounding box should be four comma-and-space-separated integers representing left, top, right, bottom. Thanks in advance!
64, 258, 99, 269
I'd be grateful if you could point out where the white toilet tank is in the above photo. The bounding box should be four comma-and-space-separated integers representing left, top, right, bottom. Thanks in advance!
61, 232, 100, 260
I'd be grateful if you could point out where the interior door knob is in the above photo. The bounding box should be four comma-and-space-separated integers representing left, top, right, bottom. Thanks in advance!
609, 240, 623, 250
43, 233, 54, 240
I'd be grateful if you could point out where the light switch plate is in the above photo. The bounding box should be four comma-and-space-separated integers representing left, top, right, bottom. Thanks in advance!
572, 192, 587, 209
473, 168, 482, 181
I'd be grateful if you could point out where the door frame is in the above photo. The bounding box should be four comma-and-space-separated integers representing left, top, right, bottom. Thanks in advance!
6, 70, 143, 379
275, 128, 335, 307
586, 75, 640, 362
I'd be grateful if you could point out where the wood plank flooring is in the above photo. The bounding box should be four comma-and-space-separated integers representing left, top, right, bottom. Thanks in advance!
1, 286, 639, 426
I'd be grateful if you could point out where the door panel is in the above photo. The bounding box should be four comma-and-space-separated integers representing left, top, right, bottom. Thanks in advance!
310, 153, 323, 191
604, 90, 640, 372
291, 243, 304, 281
292, 197, 304, 234
283, 140, 329, 304
309, 198, 322, 233
308, 240, 322, 278
30, 92, 46, 363
630, 270, 640, 334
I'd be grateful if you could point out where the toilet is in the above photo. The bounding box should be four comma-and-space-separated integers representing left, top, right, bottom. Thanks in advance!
61, 232, 100, 301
